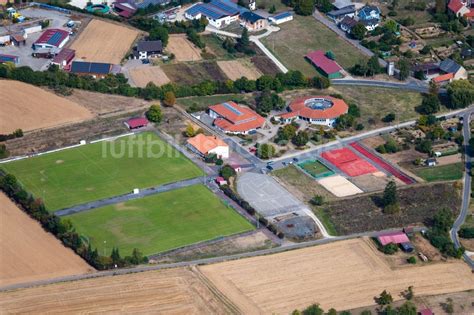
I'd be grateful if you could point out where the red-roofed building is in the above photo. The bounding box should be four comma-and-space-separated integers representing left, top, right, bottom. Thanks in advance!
432, 72, 454, 84
113, 2, 137, 18
377, 232, 410, 246
187, 134, 229, 158
448, 0, 469, 16
33, 29, 70, 50
125, 117, 149, 129
209, 101, 265, 134
276, 96, 348, 127
305, 50, 343, 79
419, 308, 433, 315
52, 48, 75, 68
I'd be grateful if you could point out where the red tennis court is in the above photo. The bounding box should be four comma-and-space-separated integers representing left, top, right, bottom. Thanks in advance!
321, 148, 378, 177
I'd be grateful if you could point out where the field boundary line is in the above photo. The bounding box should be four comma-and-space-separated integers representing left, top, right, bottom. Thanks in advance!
0, 131, 137, 165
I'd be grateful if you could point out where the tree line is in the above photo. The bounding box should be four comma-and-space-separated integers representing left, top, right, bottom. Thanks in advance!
0, 172, 148, 270
0, 63, 330, 102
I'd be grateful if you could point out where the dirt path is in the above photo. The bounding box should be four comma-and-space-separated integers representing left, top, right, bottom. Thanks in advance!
0, 193, 93, 287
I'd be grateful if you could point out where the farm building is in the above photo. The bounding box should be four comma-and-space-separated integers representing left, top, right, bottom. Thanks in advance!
32, 29, 69, 50
305, 50, 343, 79
339, 16, 357, 33
113, 1, 137, 18
268, 11, 293, 24
377, 231, 409, 246
185, 0, 242, 28
11, 34, 26, 46
124, 117, 149, 129
230, 0, 256, 10
275, 96, 348, 127
209, 101, 265, 134
240, 11, 267, 31
132, 40, 163, 59
439, 58, 468, 80
327, 5, 356, 23
186, 133, 230, 159
70, 61, 118, 78
133, 0, 171, 9
51, 48, 75, 68
0, 54, 19, 64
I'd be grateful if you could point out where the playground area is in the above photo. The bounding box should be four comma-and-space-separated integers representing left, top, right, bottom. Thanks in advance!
322, 148, 378, 177
297, 160, 334, 179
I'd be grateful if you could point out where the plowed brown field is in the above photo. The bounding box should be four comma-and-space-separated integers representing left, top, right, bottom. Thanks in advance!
0, 268, 231, 314
70, 19, 139, 64
200, 238, 474, 313
0, 193, 93, 287
0, 80, 93, 134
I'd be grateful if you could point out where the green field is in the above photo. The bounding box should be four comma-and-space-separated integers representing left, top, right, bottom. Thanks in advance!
298, 160, 333, 178
262, 15, 367, 76
1, 132, 204, 211
66, 184, 254, 256
412, 162, 464, 182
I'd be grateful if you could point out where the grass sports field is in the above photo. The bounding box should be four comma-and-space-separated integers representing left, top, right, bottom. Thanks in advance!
1, 132, 204, 211
66, 185, 254, 255
298, 160, 332, 178
412, 162, 464, 182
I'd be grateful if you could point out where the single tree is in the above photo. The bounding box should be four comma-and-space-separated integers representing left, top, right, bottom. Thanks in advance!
145, 104, 163, 123
163, 91, 176, 107
398, 58, 411, 81
352, 23, 367, 40
382, 180, 399, 213
375, 290, 393, 306
257, 143, 276, 159
185, 123, 196, 137
292, 130, 309, 147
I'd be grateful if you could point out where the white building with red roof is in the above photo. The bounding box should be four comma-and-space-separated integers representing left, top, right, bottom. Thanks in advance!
208, 101, 265, 135
448, 0, 473, 18
275, 96, 348, 127
32, 29, 70, 51
186, 133, 230, 159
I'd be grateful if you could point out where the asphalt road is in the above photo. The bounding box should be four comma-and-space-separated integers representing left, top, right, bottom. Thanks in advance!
450, 110, 474, 269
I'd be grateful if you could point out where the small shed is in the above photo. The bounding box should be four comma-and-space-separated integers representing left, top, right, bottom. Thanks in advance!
425, 158, 437, 167
125, 117, 149, 129
231, 164, 242, 173
400, 242, 414, 253
377, 231, 409, 246
52, 48, 75, 68
215, 176, 228, 186
11, 34, 26, 46
305, 50, 343, 79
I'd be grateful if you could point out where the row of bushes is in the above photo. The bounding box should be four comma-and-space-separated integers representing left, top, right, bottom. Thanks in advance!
0, 172, 148, 270
220, 184, 284, 239
0, 128, 23, 142
0, 63, 328, 102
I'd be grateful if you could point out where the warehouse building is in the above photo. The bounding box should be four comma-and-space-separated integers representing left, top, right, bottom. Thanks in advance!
32, 29, 69, 50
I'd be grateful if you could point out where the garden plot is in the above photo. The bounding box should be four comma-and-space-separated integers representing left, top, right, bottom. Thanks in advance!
129, 66, 171, 87
217, 60, 262, 80
317, 175, 363, 197
166, 35, 202, 61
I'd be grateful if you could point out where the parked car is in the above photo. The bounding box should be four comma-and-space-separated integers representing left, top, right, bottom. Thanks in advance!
293, 157, 299, 162
266, 165, 274, 171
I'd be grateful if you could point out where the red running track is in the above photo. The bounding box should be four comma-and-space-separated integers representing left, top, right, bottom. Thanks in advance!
349, 142, 415, 184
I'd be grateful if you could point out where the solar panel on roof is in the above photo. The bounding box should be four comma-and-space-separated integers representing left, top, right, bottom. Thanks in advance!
223, 102, 242, 116
210, 0, 239, 14
48, 32, 62, 45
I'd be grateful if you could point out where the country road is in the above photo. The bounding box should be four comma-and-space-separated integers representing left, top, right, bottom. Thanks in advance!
450, 110, 474, 269
0, 226, 425, 292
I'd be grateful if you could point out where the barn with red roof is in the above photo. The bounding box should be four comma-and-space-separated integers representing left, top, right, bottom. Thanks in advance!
33, 29, 70, 50
125, 117, 149, 129
208, 101, 265, 134
276, 96, 348, 127
305, 50, 343, 79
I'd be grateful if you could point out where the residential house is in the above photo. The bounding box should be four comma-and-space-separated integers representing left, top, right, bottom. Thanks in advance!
187, 133, 230, 159
360, 18, 379, 31
448, 0, 470, 17
339, 15, 357, 33
439, 58, 468, 80
133, 40, 163, 59
240, 11, 267, 31
327, 5, 356, 23
461, 46, 474, 59
357, 5, 381, 21
268, 11, 293, 25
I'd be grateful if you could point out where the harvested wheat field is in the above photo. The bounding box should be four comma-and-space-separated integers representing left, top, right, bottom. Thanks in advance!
129, 66, 171, 87
217, 60, 262, 80
70, 19, 139, 64
0, 193, 93, 287
0, 268, 232, 314
166, 35, 202, 61
200, 238, 474, 313
0, 80, 93, 134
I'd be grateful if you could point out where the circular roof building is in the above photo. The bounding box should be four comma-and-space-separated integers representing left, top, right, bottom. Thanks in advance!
278, 96, 349, 126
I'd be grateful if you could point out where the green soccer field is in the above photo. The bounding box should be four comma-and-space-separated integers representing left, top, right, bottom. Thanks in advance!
66, 184, 254, 256
412, 162, 464, 182
1, 132, 204, 211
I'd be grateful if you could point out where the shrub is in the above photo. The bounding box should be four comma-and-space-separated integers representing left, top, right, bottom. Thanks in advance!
145, 104, 163, 123
459, 227, 474, 238
407, 256, 417, 264
381, 243, 399, 254
310, 195, 324, 206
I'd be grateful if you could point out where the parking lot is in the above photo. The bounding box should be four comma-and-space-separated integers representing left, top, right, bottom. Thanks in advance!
0, 8, 73, 70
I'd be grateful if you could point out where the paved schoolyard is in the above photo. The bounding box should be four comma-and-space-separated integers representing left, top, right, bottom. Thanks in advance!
237, 172, 306, 217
